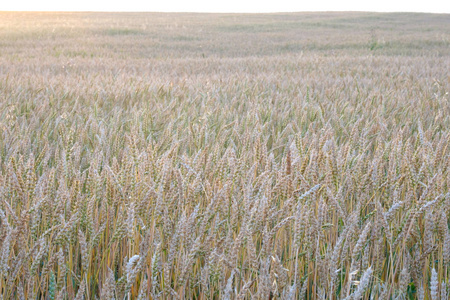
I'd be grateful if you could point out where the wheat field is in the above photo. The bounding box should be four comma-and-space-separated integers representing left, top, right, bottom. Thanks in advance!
0, 12, 449, 299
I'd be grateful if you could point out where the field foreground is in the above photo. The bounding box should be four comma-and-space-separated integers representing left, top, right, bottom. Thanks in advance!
0, 12, 450, 299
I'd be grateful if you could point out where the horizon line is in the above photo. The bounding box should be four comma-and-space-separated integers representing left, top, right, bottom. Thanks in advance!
1, 10, 449, 14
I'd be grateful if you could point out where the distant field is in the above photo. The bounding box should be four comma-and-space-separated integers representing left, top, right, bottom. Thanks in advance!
0, 12, 449, 299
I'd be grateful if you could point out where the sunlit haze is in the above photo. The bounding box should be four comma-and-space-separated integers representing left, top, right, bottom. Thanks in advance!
1, 0, 449, 13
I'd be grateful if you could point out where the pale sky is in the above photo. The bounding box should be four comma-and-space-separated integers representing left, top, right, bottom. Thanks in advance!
1, 0, 449, 13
